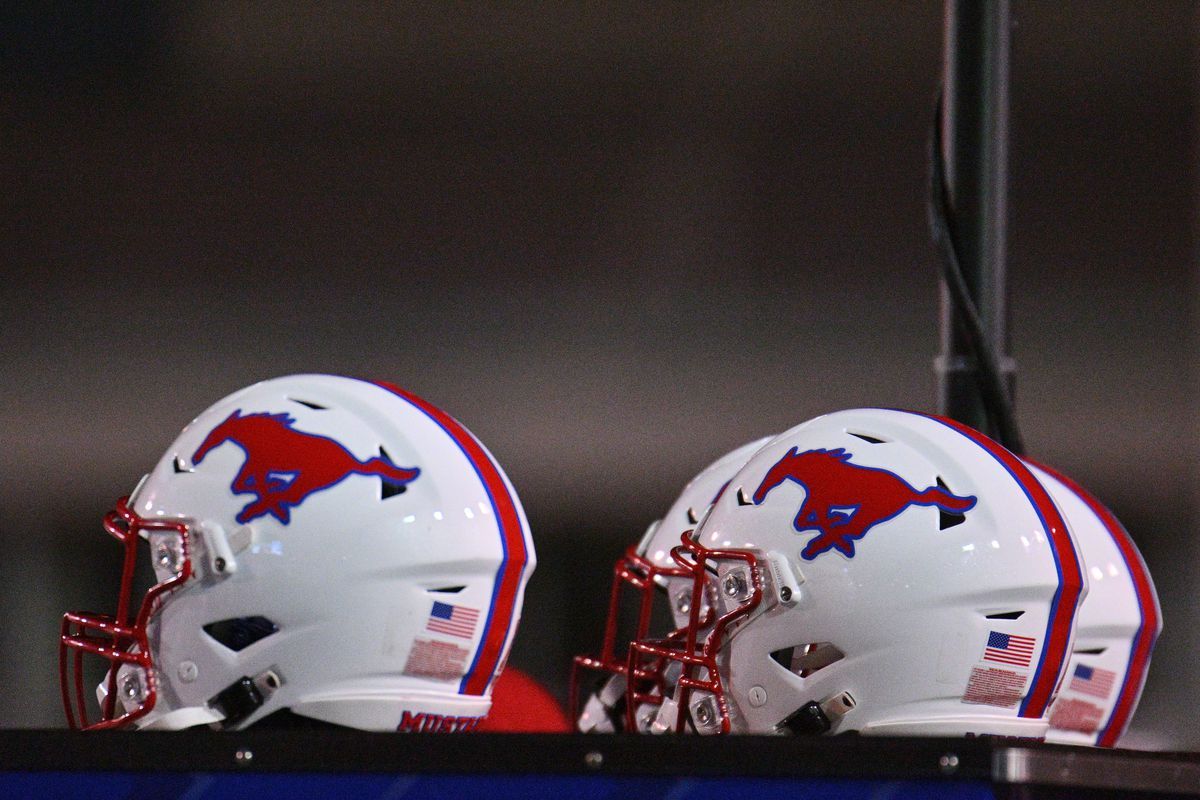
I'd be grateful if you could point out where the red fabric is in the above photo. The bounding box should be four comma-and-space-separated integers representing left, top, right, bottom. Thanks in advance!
478, 668, 571, 733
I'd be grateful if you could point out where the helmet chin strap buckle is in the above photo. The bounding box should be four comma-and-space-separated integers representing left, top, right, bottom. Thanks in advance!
209, 668, 283, 730
649, 695, 681, 734
577, 674, 627, 733
779, 691, 856, 736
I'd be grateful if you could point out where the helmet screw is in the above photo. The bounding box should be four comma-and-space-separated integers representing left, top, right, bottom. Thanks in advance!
779, 586, 792, 602
723, 571, 748, 598
748, 686, 768, 707
938, 753, 959, 775
584, 751, 604, 770
214, 557, 227, 572
178, 661, 199, 683
693, 699, 716, 727
674, 590, 691, 614
155, 540, 181, 573
121, 672, 144, 701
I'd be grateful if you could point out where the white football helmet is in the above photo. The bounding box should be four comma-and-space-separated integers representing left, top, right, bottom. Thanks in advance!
60, 375, 536, 732
628, 408, 1087, 738
572, 437, 773, 732
1029, 462, 1161, 747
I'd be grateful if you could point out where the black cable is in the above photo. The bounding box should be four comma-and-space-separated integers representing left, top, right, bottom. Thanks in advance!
928, 90, 1025, 455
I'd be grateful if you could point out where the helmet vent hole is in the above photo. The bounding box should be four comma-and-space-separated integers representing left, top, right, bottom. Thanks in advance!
848, 432, 887, 444
984, 610, 1025, 620
1074, 647, 1107, 656
378, 446, 409, 499
936, 476, 967, 530
289, 398, 328, 410
203, 616, 279, 652
172, 455, 193, 474
769, 647, 794, 668
770, 643, 844, 679
428, 585, 466, 594
380, 481, 408, 499
686, 507, 699, 524
736, 488, 753, 506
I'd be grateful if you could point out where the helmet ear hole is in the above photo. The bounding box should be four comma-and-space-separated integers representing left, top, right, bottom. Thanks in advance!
203, 617, 279, 652
770, 643, 845, 679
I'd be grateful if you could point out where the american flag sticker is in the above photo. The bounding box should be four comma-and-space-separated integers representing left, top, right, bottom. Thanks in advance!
983, 631, 1036, 667
426, 601, 480, 640
1068, 664, 1117, 699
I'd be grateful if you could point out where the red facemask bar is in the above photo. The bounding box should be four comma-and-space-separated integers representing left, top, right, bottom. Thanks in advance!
59, 496, 194, 730
626, 532, 766, 734
569, 539, 717, 729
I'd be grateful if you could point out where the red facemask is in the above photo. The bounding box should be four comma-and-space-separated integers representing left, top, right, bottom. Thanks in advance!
59, 496, 194, 730
626, 533, 767, 734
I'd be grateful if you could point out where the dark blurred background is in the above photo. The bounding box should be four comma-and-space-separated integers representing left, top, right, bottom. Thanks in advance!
2, 2, 1195, 747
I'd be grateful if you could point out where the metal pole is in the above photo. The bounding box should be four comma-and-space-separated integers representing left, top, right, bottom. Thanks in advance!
936, 0, 1015, 436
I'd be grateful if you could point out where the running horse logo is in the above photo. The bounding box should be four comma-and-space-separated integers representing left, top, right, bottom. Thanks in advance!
752, 447, 977, 560
192, 409, 421, 524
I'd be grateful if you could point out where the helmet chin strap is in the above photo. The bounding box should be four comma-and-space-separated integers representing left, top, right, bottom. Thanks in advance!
137, 706, 225, 731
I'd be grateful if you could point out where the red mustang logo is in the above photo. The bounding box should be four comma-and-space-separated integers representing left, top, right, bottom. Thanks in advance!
193, 409, 420, 524
752, 447, 976, 560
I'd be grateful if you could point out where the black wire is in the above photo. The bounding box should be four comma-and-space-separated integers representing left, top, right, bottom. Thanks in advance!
928, 90, 1025, 455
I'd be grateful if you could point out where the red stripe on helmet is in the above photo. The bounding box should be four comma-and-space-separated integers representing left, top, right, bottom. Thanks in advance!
920, 413, 1085, 719
1032, 462, 1159, 747
371, 381, 530, 697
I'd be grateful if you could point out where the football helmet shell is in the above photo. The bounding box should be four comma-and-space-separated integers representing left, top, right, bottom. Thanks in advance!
628, 409, 1086, 738
1030, 462, 1161, 747
60, 374, 535, 731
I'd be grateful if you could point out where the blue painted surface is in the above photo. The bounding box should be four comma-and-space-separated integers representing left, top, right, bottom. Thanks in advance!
0, 772, 995, 800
